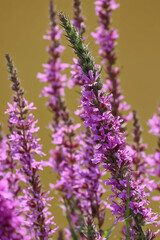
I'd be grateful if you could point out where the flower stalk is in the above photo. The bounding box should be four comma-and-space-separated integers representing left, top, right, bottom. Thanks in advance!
5, 54, 57, 239
59, 13, 157, 239
92, 0, 132, 131
38, 1, 106, 238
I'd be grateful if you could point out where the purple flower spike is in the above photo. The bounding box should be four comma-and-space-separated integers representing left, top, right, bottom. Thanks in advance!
148, 105, 160, 137
37, 0, 69, 118
38, 2, 106, 238
0, 179, 28, 240
68, 0, 86, 89
5, 54, 57, 239
80, 70, 158, 238
147, 105, 160, 209
72, 0, 86, 37
130, 110, 152, 184
0, 126, 28, 239
92, 0, 132, 130
59, 14, 158, 238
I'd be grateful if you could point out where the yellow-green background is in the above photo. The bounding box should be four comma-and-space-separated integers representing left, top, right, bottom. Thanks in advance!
0, 0, 160, 238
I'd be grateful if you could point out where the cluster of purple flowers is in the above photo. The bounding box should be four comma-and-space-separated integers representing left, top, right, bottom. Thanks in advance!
91, 0, 132, 128
38, 1, 107, 238
1, 0, 160, 239
1, 54, 57, 239
80, 69, 158, 239
147, 106, 160, 202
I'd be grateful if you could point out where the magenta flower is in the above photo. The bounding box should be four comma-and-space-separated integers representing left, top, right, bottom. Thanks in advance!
0, 131, 27, 239
129, 110, 156, 191
68, 0, 86, 89
0, 125, 31, 239
81, 70, 156, 224
147, 105, 160, 206
58, 13, 158, 237
38, 2, 107, 238
0, 179, 28, 240
37, 1, 69, 118
72, 0, 86, 36
5, 54, 57, 239
148, 106, 160, 136
2, 0, 160, 239
92, 0, 132, 129
80, 70, 159, 240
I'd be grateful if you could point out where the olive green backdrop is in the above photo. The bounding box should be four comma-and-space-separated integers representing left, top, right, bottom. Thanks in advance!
0, 0, 160, 238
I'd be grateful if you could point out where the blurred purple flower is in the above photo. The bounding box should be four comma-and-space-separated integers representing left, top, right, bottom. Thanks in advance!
0, 179, 27, 240
92, 0, 132, 130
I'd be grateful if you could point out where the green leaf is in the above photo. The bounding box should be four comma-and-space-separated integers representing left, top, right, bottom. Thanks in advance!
102, 224, 115, 240
64, 200, 79, 240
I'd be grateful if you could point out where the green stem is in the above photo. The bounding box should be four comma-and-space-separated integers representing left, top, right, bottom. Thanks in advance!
134, 216, 146, 240
58, 12, 102, 91
125, 175, 130, 240
64, 199, 79, 240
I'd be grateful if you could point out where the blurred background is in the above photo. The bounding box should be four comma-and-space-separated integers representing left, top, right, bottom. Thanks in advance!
1, 0, 160, 238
